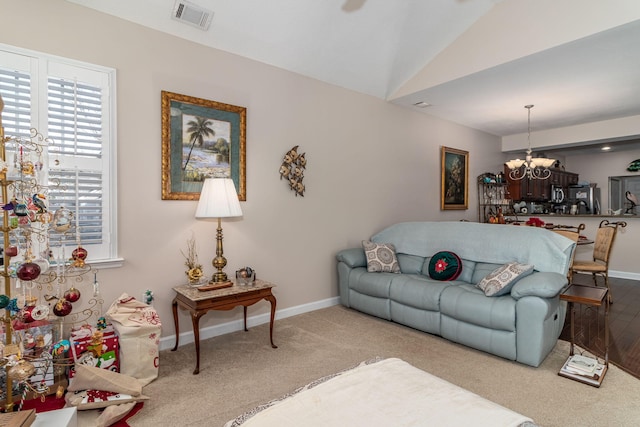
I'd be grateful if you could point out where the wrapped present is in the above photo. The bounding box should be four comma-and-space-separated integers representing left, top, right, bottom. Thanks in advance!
69, 324, 119, 380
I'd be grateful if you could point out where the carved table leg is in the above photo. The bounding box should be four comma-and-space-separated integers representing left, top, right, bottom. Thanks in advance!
191, 312, 204, 375
243, 306, 248, 332
266, 294, 278, 349
171, 297, 180, 351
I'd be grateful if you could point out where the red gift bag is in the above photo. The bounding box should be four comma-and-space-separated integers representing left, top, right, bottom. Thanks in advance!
69, 324, 119, 379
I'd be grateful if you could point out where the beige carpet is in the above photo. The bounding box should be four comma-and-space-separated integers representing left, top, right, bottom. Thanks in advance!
125, 305, 640, 427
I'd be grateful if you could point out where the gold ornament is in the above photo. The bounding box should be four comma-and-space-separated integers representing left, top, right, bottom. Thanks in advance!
187, 267, 203, 283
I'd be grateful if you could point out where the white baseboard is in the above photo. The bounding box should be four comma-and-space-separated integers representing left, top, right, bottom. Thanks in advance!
610, 270, 640, 281
159, 296, 340, 351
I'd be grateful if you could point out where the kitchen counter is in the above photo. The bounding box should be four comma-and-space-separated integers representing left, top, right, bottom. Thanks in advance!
507, 213, 638, 219
503, 214, 639, 278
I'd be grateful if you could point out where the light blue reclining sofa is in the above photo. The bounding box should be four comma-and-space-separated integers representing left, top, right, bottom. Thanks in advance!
336, 221, 576, 367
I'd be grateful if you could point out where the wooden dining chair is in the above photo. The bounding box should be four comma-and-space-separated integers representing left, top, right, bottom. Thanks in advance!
549, 223, 585, 284
570, 220, 627, 303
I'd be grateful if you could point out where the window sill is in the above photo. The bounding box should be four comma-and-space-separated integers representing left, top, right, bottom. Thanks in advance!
89, 258, 125, 269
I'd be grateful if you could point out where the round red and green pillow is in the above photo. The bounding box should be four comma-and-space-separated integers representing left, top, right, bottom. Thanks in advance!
428, 251, 462, 281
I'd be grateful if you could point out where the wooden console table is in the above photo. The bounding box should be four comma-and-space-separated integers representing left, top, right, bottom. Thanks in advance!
558, 284, 609, 387
172, 279, 278, 374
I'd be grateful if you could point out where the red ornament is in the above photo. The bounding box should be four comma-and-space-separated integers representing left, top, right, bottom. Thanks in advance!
19, 306, 35, 323
53, 298, 72, 317
17, 262, 41, 281
64, 287, 81, 303
72, 246, 88, 267
5, 246, 18, 257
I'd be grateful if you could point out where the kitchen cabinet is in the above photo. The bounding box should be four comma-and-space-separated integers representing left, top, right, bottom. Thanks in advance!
549, 169, 579, 188
478, 173, 512, 223
504, 166, 578, 202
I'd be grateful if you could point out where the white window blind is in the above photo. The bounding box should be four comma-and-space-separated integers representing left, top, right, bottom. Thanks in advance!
0, 67, 31, 136
0, 45, 117, 263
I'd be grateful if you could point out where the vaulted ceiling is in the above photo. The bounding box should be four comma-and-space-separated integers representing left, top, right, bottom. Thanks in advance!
67, 0, 640, 140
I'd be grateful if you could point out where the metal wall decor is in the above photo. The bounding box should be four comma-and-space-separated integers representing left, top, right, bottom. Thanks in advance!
279, 145, 306, 197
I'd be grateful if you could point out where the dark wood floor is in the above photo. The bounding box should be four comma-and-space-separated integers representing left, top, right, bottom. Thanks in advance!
559, 274, 640, 379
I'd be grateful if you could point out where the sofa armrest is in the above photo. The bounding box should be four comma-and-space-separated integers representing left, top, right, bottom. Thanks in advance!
510, 272, 567, 300
336, 248, 366, 268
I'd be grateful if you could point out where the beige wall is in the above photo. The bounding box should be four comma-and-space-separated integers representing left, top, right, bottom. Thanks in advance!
1, 0, 507, 341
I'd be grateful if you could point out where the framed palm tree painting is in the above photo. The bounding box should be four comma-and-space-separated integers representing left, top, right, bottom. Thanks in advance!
161, 91, 246, 200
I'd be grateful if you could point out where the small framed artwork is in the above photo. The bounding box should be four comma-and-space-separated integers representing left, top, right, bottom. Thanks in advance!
161, 91, 246, 200
440, 146, 469, 210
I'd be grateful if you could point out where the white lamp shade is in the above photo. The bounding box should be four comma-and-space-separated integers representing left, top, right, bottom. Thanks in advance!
195, 178, 243, 219
505, 159, 524, 169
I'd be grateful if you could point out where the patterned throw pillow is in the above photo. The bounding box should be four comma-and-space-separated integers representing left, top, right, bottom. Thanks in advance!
427, 251, 462, 281
477, 262, 534, 297
362, 241, 400, 273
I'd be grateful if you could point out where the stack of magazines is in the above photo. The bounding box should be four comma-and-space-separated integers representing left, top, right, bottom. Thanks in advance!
562, 354, 603, 377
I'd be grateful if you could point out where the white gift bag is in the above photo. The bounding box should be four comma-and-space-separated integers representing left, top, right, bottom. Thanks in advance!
106, 293, 161, 385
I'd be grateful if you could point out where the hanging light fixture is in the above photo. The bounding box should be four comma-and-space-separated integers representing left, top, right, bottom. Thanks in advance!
505, 105, 555, 180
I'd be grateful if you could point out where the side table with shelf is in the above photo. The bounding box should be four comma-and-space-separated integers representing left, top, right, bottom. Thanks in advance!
558, 284, 609, 387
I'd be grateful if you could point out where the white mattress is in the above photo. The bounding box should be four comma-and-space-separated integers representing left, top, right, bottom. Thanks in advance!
225, 358, 536, 427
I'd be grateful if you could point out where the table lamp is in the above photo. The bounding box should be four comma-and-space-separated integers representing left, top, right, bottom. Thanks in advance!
195, 178, 243, 283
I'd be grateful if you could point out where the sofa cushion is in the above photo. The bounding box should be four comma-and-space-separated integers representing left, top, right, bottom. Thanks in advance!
471, 262, 504, 285
457, 259, 476, 283
427, 251, 462, 281
389, 275, 453, 312
362, 240, 400, 273
440, 284, 516, 332
477, 262, 534, 297
396, 253, 426, 275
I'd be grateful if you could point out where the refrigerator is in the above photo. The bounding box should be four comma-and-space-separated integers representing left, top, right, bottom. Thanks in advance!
568, 185, 601, 215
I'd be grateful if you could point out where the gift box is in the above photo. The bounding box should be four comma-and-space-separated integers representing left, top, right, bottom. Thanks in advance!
12, 321, 55, 390
69, 324, 119, 380
0, 321, 56, 401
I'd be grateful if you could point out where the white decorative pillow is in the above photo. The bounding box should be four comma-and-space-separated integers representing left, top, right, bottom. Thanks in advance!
362, 240, 400, 273
477, 262, 534, 297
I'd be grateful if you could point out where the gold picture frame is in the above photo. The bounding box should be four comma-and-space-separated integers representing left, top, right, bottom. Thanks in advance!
441, 146, 469, 210
161, 91, 246, 200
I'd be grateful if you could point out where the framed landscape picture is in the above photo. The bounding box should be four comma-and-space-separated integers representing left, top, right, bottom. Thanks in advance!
161, 91, 246, 200
440, 146, 468, 210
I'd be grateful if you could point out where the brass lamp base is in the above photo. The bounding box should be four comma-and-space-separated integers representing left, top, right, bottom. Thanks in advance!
210, 218, 229, 283
210, 270, 228, 283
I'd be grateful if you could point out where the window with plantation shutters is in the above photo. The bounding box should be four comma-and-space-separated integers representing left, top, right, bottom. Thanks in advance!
0, 44, 118, 265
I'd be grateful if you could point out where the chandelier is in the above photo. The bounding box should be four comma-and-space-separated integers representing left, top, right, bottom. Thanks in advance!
505, 105, 555, 180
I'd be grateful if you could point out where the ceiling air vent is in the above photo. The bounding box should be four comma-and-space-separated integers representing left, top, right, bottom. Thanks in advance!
172, 0, 213, 31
